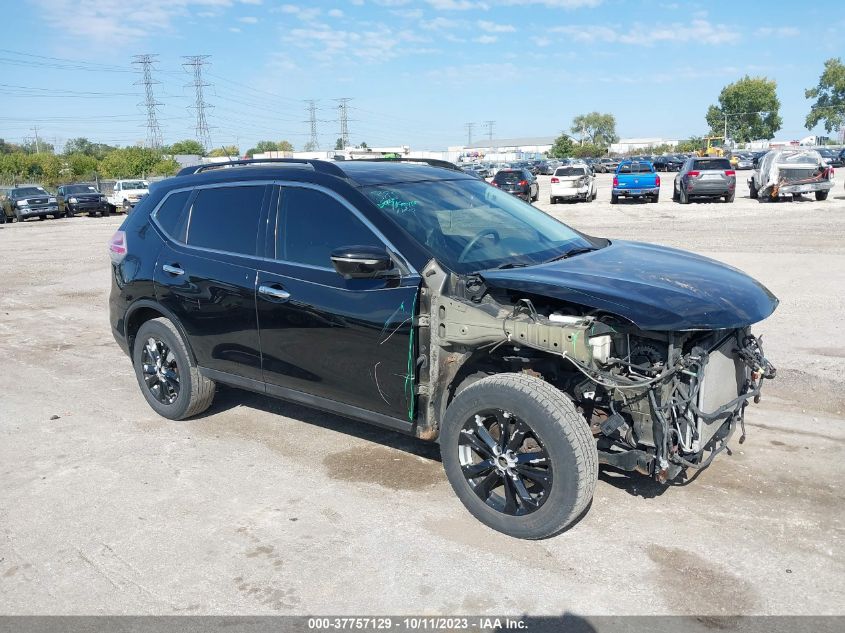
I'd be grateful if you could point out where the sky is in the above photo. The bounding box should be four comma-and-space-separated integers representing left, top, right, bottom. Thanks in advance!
2, 0, 842, 153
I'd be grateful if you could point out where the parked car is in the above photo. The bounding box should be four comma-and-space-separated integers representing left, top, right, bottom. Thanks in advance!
817, 148, 839, 167
57, 183, 111, 217
491, 168, 539, 202
673, 157, 736, 204
594, 157, 619, 173
109, 157, 778, 539
653, 155, 684, 172
106, 179, 150, 213
550, 165, 597, 203
0, 185, 61, 222
536, 161, 554, 175
748, 149, 834, 201
730, 153, 755, 170
611, 161, 660, 204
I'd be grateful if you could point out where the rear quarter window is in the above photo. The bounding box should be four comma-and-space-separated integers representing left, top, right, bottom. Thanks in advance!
153, 190, 192, 242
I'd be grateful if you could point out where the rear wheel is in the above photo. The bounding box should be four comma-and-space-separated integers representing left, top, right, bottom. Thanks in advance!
815, 190, 829, 201
610, 193, 618, 205
725, 191, 735, 203
679, 186, 690, 204
440, 374, 597, 539
133, 318, 215, 420
749, 181, 758, 199
549, 197, 557, 205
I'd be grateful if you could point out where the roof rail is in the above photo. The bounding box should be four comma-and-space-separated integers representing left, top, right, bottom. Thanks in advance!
350, 157, 463, 172
176, 158, 348, 179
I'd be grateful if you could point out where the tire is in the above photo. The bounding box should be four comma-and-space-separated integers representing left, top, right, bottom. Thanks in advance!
14, 209, 23, 222
749, 181, 758, 199
122, 200, 131, 214
610, 193, 618, 205
549, 197, 556, 205
725, 191, 735, 203
132, 317, 215, 420
38, 215, 46, 221
592, 189, 597, 201
672, 186, 679, 202
815, 190, 829, 201
679, 186, 690, 204
651, 194, 659, 203
440, 373, 597, 539
104, 205, 112, 217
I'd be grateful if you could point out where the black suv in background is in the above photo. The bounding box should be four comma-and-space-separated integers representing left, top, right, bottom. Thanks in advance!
57, 183, 111, 217
0, 185, 60, 222
109, 158, 777, 539
491, 168, 539, 202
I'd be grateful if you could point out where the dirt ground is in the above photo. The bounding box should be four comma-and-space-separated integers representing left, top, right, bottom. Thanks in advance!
0, 172, 843, 616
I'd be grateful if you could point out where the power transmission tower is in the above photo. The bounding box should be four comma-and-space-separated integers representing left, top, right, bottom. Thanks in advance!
183, 55, 213, 152
132, 54, 163, 149
465, 122, 474, 147
305, 100, 319, 150
485, 120, 495, 143
30, 125, 41, 153
335, 98, 352, 148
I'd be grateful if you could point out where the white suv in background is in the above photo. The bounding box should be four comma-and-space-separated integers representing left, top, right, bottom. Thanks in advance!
549, 164, 597, 203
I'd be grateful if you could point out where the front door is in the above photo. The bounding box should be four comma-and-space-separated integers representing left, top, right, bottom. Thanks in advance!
256, 184, 420, 421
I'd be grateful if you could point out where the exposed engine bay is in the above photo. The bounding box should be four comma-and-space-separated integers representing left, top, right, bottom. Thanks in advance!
417, 260, 777, 483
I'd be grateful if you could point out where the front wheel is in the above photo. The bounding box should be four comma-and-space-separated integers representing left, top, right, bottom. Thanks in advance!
440, 373, 597, 539
133, 317, 215, 420
749, 181, 758, 199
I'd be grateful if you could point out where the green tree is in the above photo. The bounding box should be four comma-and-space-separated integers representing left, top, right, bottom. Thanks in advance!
99, 147, 169, 178
208, 146, 240, 157
676, 137, 705, 153
167, 139, 206, 155
335, 138, 344, 150
359, 141, 368, 149
805, 58, 845, 133
571, 143, 606, 158
21, 139, 55, 154
64, 153, 99, 179
63, 137, 116, 160
0, 138, 23, 154
705, 76, 782, 142
570, 112, 618, 147
548, 133, 575, 158
277, 140, 294, 152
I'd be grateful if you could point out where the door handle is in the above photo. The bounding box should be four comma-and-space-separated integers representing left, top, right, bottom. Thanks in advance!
162, 264, 185, 276
258, 285, 291, 301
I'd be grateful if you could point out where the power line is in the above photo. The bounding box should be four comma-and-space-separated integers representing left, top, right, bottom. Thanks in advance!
132, 54, 163, 149
485, 120, 495, 143
465, 122, 475, 146
305, 100, 319, 150
335, 98, 352, 148
183, 55, 213, 151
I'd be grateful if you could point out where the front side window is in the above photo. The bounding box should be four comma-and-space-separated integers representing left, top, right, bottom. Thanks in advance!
363, 178, 596, 273
186, 185, 265, 255
278, 187, 381, 268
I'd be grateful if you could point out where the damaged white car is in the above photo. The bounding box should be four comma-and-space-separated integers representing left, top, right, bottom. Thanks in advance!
749, 148, 835, 201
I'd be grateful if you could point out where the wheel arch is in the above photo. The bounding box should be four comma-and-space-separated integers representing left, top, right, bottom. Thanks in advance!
124, 300, 197, 364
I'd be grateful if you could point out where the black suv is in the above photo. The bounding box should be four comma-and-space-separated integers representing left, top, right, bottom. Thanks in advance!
56, 183, 111, 217
110, 158, 777, 539
491, 168, 539, 202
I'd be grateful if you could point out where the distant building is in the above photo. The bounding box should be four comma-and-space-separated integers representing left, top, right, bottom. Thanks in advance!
609, 138, 679, 154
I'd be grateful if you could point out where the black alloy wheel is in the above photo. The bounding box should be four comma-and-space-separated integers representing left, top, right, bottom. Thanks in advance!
140, 336, 180, 405
458, 409, 552, 517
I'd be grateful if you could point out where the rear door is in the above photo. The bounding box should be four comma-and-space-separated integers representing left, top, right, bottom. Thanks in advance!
154, 182, 270, 383
256, 183, 420, 422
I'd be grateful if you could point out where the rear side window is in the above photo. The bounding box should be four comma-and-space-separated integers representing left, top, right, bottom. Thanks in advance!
186, 185, 265, 256
278, 187, 381, 268
154, 191, 191, 241
693, 159, 731, 170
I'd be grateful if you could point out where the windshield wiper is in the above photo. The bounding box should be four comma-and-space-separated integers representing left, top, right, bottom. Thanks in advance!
492, 262, 532, 270
545, 246, 597, 263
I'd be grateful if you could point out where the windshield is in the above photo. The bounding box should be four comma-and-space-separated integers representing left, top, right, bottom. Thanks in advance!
64, 185, 99, 194
12, 187, 48, 197
494, 171, 523, 183
618, 162, 652, 173
122, 181, 148, 190
554, 167, 587, 177
363, 179, 594, 273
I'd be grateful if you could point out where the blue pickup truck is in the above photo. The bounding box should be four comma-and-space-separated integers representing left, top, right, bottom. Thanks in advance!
611, 160, 660, 204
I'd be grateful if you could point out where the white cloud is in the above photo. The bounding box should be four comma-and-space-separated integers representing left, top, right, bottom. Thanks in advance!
533, 35, 551, 47
477, 20, 514, 32
426, 0, 488, 10
239, 0, 262, 4
756, 26, 799, 37
551, 19, 739, 46
474, 34, 497, 43
498, 0, 601, 7
328, 8, 344, 18
282, 22, 431, 63
229, 26, 242, 32
278, 4, 321, 21
238, 15, 258, 23
420, 16, 461, 30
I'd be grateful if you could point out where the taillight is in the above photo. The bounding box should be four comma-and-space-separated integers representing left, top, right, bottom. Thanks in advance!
108, 230, 127, 264
687, 170, 700, 178
491, 182, 499, 187
725, 170, 736, 177
655, 175, 661, 187
613, 176, 618, 187
550, 177, 559, 183
518, 180, 528, 186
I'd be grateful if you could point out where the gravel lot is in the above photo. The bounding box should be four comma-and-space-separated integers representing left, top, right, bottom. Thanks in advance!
1, 172, 843, 615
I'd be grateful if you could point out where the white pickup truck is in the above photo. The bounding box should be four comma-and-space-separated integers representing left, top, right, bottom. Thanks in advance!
107, 179, 150, 213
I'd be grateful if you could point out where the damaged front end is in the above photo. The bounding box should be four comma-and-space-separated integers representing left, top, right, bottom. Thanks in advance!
417, 258, 777, 483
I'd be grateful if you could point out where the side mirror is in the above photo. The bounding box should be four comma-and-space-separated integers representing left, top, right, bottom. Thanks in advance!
330, 246, 395, 279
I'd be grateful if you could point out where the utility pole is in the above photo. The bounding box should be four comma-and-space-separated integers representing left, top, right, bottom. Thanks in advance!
485, 120, 495, 143
465, 122, 475, 147
305, 100, 319, 150
335, 98, 352, 149
30, 125, 40, 153
183, 55, 213, 152
132, 54, 163, 149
